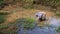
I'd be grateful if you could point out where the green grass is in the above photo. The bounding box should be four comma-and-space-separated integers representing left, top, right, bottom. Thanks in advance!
56, 26, 60, 33
15, 18, 35, 29
56, 12, 60, 17
0, 11, 18, 34
33, 0, 60, 8
23, 18, 35, 29
0, 15, 6, 24
0, 23, 17, 34
0, 11, 11, 24
0, 12, 10, 15
0, 0, 3, 4
0, 18, 35, 34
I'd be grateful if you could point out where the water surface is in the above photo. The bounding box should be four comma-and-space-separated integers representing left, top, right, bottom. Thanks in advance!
17, 17, 60, 34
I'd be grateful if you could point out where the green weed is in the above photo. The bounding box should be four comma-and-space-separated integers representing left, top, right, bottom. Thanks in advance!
15, 18, 35, 29
0, 15, 6, 24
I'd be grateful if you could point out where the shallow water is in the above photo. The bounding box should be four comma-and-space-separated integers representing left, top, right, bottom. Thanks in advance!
17, 17, 60, 34
48, 17, 60, 27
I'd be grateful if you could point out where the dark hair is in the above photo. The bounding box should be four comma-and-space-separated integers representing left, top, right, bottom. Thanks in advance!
36, 15, 38, 17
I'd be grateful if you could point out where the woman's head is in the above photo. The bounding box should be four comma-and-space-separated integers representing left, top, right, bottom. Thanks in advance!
35, 12, 46, 21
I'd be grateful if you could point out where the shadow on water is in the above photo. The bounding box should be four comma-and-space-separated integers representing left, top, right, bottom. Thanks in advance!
17, 17, 60, 34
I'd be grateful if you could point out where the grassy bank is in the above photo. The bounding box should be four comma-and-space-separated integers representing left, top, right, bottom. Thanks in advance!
0, 18, 35, 34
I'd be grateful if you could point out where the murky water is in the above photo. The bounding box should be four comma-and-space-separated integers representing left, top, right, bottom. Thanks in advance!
17, 17, 60, 34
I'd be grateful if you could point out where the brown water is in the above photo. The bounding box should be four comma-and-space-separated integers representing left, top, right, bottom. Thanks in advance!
17, 17, 60, 34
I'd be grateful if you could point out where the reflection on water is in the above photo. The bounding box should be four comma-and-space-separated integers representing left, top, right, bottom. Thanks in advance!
17, 17, 60, 34
48, 17, 60, 27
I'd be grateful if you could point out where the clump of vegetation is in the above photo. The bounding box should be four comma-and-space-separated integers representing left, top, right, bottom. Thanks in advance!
0, 10, 17, 34
0, 23, 18, 34
0, 15, 6, 24
0, 0, 3, 4
0, 18, 35, 34
0, 12, 10, 15
21, 0, 34, 9
15, 18, 35, 29
0, 0, 5, 10
0, 11, 10, 24
2, 0, 60, 9
56, 26, 60, 33
23, 18, 35, 29
22, 4, 35, 9
56, 12, 60, 17
33, 0, 60, 8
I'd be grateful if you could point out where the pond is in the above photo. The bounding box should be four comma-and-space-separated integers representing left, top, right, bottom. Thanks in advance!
17, 17, 60, 34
